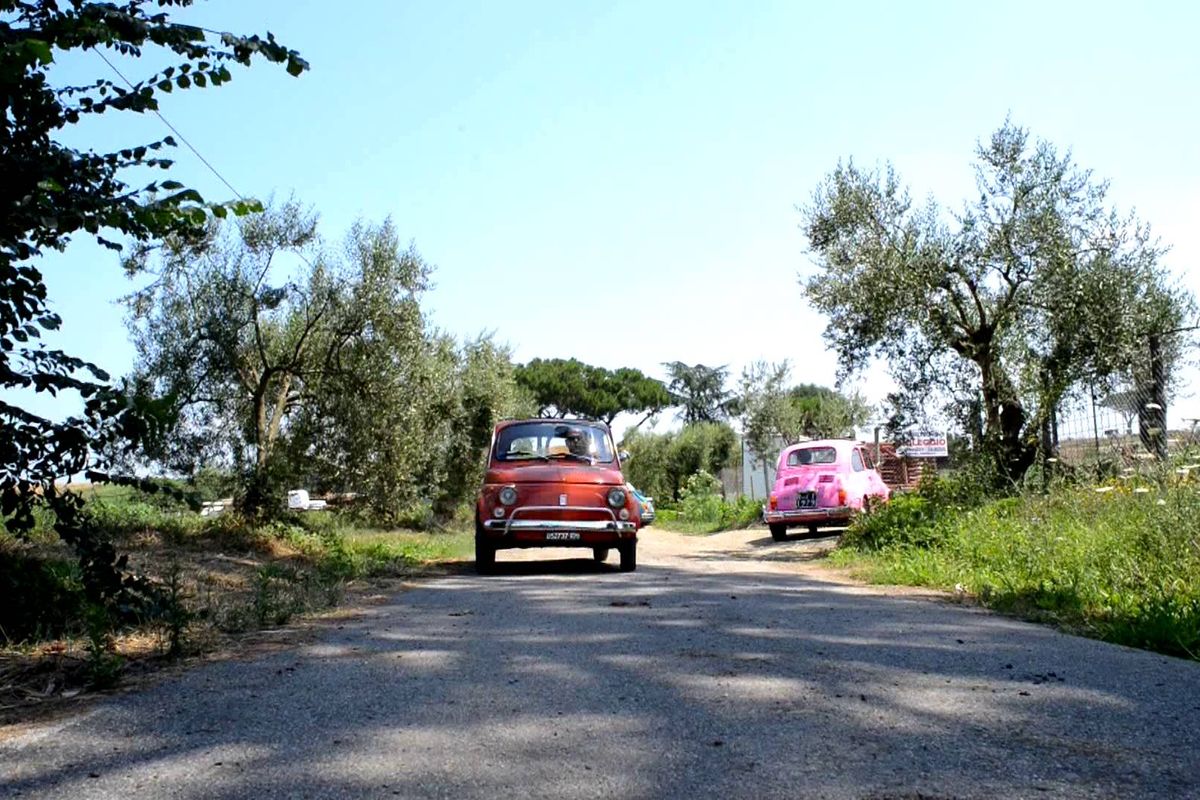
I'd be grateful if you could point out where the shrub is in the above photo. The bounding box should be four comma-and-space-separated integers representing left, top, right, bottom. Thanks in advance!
0, 551, 84, 643
679, 471, 723, 522
718, 495, 763, 529
623, 423, 738, 502
841, 492, 948, 550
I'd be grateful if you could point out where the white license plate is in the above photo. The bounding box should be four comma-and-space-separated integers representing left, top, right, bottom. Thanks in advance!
545, 531, 581, 542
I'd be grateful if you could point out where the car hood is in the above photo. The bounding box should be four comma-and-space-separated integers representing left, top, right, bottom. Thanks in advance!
486, 463, 624, 486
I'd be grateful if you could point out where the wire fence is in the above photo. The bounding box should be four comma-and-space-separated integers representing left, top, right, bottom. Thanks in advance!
1052, 329, 1200, 474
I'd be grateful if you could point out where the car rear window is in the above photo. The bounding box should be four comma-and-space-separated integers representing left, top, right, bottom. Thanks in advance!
495, 421, 615, 463
786, 447, 838, 467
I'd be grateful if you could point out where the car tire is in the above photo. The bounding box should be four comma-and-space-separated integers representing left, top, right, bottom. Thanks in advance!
618, 541, 637, 572
475, 521, 496, 574
593, 547, 610, 563
769, 524, 788, 542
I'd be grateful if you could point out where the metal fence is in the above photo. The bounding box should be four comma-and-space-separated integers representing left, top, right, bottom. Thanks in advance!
1052, 329, 1200, 472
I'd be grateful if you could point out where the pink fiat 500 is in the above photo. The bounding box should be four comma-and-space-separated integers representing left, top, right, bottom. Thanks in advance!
764, 439, 890, 541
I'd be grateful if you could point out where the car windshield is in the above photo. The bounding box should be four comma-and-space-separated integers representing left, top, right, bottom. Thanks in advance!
786, 446, 838, 467
496, 422, 615, 463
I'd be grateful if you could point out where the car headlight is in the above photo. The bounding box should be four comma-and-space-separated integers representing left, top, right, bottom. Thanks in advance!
607, 487, 627, 508
499, 486, 518, 506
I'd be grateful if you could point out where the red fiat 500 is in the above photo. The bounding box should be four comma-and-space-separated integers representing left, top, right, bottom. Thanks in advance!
475, 419, 640, 573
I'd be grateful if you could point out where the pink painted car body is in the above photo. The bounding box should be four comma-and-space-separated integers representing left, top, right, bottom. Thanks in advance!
763, 439, 891, 540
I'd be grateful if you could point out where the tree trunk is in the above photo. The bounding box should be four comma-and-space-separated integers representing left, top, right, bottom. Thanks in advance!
977, 353, 1035, 486
243, 372, 292, 516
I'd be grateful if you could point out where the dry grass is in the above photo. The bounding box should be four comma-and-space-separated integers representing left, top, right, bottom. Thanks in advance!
0, 507, 472, 727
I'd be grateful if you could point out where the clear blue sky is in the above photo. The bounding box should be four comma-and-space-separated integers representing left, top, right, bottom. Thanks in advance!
19, 0, 1200, 431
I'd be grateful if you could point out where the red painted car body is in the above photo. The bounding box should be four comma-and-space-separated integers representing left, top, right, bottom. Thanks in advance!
763, 439, 890, 541
475, 419, 640, 572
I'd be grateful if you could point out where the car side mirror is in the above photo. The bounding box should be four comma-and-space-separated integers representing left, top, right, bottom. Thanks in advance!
619, 450, 631, 462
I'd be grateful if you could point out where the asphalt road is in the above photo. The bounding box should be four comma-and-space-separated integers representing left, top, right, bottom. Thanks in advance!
3, 528, 1199, 800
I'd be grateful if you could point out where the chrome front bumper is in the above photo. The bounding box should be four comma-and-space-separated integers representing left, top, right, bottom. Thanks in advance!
483, 505, 638, 537
764, 506, 853, 524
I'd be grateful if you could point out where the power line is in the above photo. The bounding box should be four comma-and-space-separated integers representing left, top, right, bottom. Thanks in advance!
91, 47, 318, 271
92, 48, 245, 201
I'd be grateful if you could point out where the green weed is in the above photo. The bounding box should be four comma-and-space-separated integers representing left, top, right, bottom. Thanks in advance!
834, 485, 1200, 659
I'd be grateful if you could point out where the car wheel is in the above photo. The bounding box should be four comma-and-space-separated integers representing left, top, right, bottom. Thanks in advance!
475, 527, 496, 574
593, 547, 610, 563
769, 523, 788, 542
475, 543, 495, 573
618, 541, 637, 572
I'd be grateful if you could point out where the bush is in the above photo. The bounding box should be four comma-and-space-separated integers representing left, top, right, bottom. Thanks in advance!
623, 423, 738, 502
0, 551, 84, 643
679, 471, 723, 521
841, 492, 948, 550
718, 495, 763, 529
665, 471, 762, 532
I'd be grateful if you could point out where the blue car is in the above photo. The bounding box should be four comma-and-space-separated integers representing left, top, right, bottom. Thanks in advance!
627, 483, 655, 526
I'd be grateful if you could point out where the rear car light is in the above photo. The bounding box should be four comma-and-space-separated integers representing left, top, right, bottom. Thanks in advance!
769, 494, 778, 510
837, 488, 847, 506
607, 487, 627, 508
499, 486, 518, 505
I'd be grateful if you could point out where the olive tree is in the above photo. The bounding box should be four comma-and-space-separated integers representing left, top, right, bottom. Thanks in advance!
125, 204, 433, 513
800, 120, 1192, 484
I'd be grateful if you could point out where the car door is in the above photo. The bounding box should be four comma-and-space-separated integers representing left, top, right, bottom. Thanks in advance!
848, 447, 869, 503
858, 447, 889, 499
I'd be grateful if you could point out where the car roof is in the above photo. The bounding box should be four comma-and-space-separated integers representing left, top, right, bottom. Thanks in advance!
779, 439, 867, 460
496, 418, 611, 431
783, 438, 858, 451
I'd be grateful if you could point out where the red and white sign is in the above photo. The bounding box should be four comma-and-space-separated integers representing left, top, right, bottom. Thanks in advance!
898, 430, 948, 458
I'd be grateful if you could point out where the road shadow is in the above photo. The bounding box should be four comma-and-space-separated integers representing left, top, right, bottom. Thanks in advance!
5, 563, 1199, 800
484, 554, 620, 576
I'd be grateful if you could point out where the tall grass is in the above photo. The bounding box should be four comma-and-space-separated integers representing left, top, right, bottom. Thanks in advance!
833, 484, 1200, 659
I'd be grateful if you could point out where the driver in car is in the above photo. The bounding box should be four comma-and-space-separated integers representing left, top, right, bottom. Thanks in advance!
563, 427, 593, 459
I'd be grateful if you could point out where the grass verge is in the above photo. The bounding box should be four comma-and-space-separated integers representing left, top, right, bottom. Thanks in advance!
831, 485, 1200, 660
1, 492, 471, 724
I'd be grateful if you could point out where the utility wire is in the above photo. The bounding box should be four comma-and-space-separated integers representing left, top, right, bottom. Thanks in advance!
93, 47, 245, 201
92, 46, 318, 272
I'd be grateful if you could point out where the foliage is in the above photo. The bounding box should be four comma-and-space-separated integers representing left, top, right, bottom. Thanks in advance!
422, 336, 536, 522
840, 492, 944, 550
515, 358, 670, 425
663, 362, 737, 424
4, 485, 473, 650
738, 360, 870, 458
657, 471, 761, 534
0, 549, 83, 642
623, 422, 738, 502
678, 470, 723, 521
835, 484, 1200, 659
125, 204, 425, 513
800, 120, 1194, 484
126, 205, 528, 523
0, 1, 305, 618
